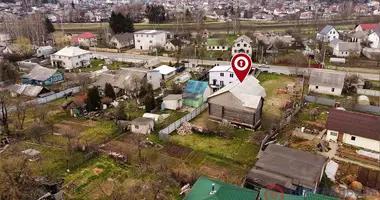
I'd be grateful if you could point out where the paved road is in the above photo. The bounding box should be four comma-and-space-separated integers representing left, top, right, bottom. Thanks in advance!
90, 51, 380, 81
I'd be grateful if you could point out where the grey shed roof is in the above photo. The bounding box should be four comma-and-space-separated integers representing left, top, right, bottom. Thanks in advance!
131, 117, 154, 125
319, 25, 334, 35
309, 69, 345, 88
163, 94, 182, 100
329, 38, 342, 47
93, 70, 146, 90
113, 32, 134, 42
247, 144, 326, 189
21, 65, 58, 81
336, 42, 361, 52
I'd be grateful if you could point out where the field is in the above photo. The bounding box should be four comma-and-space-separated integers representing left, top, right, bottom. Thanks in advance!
3, 141, 86, 178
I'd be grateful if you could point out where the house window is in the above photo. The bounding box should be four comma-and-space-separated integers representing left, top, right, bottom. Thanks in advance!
246, 50, 249, 53
59, 56, 61, 59
217, 46, 220, 49
150, 40, 153, 43
351, 136, 356, 141
331, 88, 335, 92
244, 44, 247, 47
234, 50, 237, 53
76, 62, 78, 65
135, 125, 139, 129
315, 86, 319, 89
222, 46, 225, 49
237, 43, 240, 47
220, 73, 224, 77
149, 76, 152, 80
220, 81, 224, 86
137, 40, 140, 42
330, 132, 338, 136
230, 74, 233, 78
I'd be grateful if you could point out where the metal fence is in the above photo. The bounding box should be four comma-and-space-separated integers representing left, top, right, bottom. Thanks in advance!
304, 95, 336, 107
30, 87, 81, 105
353, 104, 380, 115
357, 89, 380, 97
159, 103, 208, 141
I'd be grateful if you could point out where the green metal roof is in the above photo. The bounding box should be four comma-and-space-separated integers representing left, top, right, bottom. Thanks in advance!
184, 176, 259, 200
259, 189, 339, 200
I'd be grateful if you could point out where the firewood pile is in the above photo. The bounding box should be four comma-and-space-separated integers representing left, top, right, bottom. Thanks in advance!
177, 122, 194, 135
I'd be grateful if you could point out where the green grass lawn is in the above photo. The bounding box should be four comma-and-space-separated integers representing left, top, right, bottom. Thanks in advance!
170, 128, 259, 165
13, 141, 85, 178
63, 156, 131, 199
78, 59, 133, 72
79, 121, 118, 145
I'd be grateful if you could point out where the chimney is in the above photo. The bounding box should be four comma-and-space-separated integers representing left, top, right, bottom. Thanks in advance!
210, 183, 216, 195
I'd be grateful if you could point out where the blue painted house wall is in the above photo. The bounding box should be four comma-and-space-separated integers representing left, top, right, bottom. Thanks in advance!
21, 71, 64, 86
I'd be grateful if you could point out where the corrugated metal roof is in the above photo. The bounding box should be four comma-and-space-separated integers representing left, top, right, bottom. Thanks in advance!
184, 176, 259, 200
326, 109, 380, 141
155, 65, 176, 75
309, 69, 345, 88
208, 76, 265, 109
319, 25, 334, 35
21, 65, 57, 81
54, 46, 90, 57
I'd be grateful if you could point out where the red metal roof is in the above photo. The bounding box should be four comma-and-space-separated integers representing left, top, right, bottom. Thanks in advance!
71, 36, 78, 43
326, 109, 380, 141
77, 32, 96, 39
358, 24, 377, 31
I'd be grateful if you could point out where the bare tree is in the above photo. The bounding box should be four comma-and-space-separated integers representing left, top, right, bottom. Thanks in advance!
33, 104, 49, 124
15, 100, 27, 130
0, 157, 40, 200
0, 94, 10, 136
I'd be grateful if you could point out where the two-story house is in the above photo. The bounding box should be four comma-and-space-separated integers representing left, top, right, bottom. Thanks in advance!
316, 25, 339, 42
50, 46, 91, 69
209, 65, 238, 91
72, 32, 97, 47
231, 35, 253, 57
134, 30, 167, 50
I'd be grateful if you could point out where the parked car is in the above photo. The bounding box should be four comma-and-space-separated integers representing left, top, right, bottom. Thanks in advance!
176, 66, 185, 72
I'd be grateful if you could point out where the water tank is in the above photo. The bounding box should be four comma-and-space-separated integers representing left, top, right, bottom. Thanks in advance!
357, 95, 370, 105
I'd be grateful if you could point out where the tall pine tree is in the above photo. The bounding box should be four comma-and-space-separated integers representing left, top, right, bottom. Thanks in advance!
144, 84, 155, 112
104, 83, 116, 100
45, 18, 55, 33
109, 11, 135, 34
86, 87, 101, 111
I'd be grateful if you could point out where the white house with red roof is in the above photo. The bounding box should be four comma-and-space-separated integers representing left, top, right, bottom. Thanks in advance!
72, 32, 97, 47
355, 24, 377, 32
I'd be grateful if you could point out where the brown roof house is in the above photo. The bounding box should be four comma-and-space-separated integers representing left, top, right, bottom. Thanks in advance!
325, 108, 380, 152
207, 76, 266, 129
62, 95, 87, 117
244, 144, 327, 194
131, 117, 154, 135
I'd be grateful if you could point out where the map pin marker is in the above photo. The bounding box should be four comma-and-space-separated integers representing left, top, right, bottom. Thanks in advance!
231, 53, 252, 82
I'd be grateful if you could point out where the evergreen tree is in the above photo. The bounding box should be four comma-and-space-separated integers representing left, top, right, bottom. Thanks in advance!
71, 1, 75, 8
185, 9, 192, 21
144, 84, 155, 112
104, 83, 116, 100
109, 11, 135, 34
86, 87, 101, 111
145, 4, 166, 23
44, 18, 55, 34
115, 103, 126, 120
